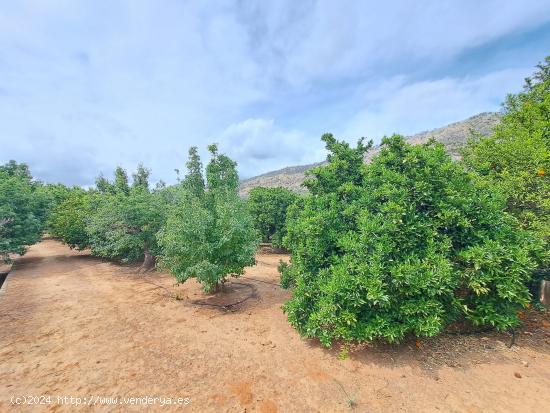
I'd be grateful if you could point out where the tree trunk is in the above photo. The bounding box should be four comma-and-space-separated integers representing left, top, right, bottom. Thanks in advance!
541, 280, 550, 308
207, 281, 222, 294
140, 251, 156, 272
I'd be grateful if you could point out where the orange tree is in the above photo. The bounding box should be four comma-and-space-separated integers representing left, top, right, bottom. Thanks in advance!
463, 56, 550, 283
280, 134, 543, 346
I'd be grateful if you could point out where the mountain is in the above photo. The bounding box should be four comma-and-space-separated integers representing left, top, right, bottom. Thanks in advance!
239, 112, 501, 196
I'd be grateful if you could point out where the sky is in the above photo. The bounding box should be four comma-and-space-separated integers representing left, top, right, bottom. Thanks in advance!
1, 1, 549, 186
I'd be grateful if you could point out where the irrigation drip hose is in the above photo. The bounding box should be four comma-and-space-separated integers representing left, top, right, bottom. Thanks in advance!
239, 275, 281, 287
443, 326, 494, 336
135, 275, 520, 345
140, 277, 173, 295
140, 276, 258, 311
508, 329, 517, 348
190, 281, 257, 311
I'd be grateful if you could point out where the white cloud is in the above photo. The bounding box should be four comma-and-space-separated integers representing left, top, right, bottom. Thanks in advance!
237, 0, 550, 87
219, 118, 324, 178
0, 1, 548, 185
341, 67, 532, 142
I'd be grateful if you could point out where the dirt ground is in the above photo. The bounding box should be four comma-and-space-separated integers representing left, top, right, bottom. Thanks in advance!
1, 240, 550, 412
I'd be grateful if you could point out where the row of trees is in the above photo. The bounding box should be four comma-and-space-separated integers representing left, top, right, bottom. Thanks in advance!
0, 150, 296, 289
48, 145, 259, 292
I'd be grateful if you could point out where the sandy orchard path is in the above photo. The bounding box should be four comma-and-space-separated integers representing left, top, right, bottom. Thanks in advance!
1, 239, 550, 412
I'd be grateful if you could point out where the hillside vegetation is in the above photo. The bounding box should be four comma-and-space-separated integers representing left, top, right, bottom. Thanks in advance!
239, 112, 501, 196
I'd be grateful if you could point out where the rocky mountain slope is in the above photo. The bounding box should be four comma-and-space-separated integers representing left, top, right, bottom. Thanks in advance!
239, 112, 501, 196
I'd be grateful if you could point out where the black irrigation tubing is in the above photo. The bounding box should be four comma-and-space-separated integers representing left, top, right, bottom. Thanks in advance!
136, 276, 519, 346
190, 296, 251, 311
508, 329, 517, 348
239, 275, 281, 287
332, 377, 357, 407
442, 326, 495, 337
441, 326, 518, 348
140, 276, 174, 296
333, 378, 350, 399
138, 275, 261, 310
191, 282, 257, 310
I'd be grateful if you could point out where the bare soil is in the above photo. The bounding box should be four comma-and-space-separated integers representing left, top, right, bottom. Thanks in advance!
1, 239, 550, 412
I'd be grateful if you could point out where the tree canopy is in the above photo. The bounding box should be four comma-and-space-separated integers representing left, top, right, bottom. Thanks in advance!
281, 134, 543, 346
50, 165, 166, 270
86, 165, 165, 267
158, 145, 258, 292
114, 166, 130, 195
248, 186, 299, 246
48, 189, 92, 250
0, 161, 47, 261
463, 56, 549, 244
132, 163, 151, 192
463, 56, 550, 289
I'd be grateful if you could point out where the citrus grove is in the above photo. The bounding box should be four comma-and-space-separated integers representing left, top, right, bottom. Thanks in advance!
1, 57, 548, 347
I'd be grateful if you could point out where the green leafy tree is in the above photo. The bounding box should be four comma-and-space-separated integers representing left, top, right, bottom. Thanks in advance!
158, 145, 259, 292
114, 166, 130, 195
184, 146, 205, 196
281, 134, 543, 346
248, 187, 299, 246
48, 189, 93, 250
0, 161, 45, 261
463, 56, 549, 246
95, 173, 113, 194
38, 183, 71, 208
1, 160, 32, 180
85, 165, 164, 269
463, 57, 550, 291
86, 189, 166, 269
34, 183, 73, 231
155, 180, 167, 191
205, 144, 239, 191
132, 163, 150, 192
